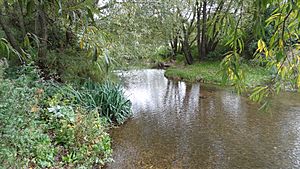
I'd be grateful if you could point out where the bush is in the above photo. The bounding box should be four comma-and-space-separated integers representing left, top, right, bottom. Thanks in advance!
0, 65, 114, 168
0, 66, 53, 168
207, 45, 229, 60
149, 46, 172, 64
45, 105, 112, 167
44, 49, 112, 83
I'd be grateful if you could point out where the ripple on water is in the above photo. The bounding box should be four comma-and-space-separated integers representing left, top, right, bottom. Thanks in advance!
107, 69, 300, 169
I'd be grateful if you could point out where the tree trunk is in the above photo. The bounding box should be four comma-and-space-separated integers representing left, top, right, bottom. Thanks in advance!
182, 25, 193, 65
173, 35, 178, 54
205, 1, 225, 55
35, 4, 48, 65
17, 1, 26, 37
207, 39, 219, 52
201, 0, 207, 59
196, 0, 202, 61
170, 40, 175, 59
0, 11, 22, 55
170, 35, 179, 59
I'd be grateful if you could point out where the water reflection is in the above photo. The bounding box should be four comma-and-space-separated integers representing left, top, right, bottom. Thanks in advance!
108, 69, 300, 169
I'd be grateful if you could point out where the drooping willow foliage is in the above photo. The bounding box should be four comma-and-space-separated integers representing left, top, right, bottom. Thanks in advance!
0, 0, 299, 105
219, 0, 300, 107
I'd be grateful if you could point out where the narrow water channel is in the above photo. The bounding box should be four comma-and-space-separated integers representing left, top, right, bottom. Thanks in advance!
107, 69, 300, 169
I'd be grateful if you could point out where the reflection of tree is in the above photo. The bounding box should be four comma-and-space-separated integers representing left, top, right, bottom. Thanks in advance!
162, 80, 185, 112
173, 81, 181, 107
115, 70, 300, 168
181, 84, 192, 111
173, 83, 192, 167
163, 80, 172, 106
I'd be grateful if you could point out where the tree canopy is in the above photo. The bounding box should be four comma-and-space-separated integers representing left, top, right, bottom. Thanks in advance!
0, 0, 299, 104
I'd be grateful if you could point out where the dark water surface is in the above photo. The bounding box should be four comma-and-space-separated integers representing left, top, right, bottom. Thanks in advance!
107, 69, 300, 169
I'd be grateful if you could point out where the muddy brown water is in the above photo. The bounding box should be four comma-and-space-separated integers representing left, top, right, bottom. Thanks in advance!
107, 69, 300, 169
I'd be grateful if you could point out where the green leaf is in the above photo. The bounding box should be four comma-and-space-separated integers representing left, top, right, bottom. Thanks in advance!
26, 0, 34, 14
86, 7, 95, 24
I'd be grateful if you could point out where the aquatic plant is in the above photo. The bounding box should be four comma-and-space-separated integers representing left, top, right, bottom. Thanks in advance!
53, 81, 132, 124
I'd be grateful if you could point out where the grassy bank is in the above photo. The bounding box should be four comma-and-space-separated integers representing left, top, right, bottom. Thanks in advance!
165, 61, 270, 87
0, 63, 132, 168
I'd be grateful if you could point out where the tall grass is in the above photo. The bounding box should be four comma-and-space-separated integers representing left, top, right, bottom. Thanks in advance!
52, 81, 132, 124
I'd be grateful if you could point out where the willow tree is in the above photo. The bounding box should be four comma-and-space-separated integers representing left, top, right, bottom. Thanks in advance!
250, 0, 300, 105
218, 0, 300, 108
0, 0, 107, 63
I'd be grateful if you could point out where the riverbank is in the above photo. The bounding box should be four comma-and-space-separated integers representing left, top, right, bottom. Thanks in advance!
0, 63, 132, 168
164, 61, 270, 87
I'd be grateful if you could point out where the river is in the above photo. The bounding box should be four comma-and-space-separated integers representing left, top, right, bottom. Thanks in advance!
107, 69, 300, 169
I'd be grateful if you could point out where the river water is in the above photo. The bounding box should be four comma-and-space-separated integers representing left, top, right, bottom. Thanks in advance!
107, 69, 300, 169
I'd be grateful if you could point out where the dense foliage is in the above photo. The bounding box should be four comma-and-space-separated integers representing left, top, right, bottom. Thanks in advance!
0, 62, 132, 168
0, 0, 300, 167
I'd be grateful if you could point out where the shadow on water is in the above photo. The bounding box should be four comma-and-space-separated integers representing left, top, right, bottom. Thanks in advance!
108, 69, 300, 169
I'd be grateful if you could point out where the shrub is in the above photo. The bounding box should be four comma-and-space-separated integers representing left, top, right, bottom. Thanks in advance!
206, 45, 229, 60
0, 66, 54, 168
45, 105, 112, 168
0, 65, 113, 168
45, 50, 110, 83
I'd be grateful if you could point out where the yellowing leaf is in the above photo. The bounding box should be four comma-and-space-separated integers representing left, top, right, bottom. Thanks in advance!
257, 39, 266, 52
279, 39, 284, 49
266, 13, 281, 24
276, 63, 281, 69
297, 75, 300, 88
265, 50, 269, 57
80, 39, 84, 49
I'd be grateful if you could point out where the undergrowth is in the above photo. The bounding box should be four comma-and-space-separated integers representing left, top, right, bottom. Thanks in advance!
0, 62, 132, 168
